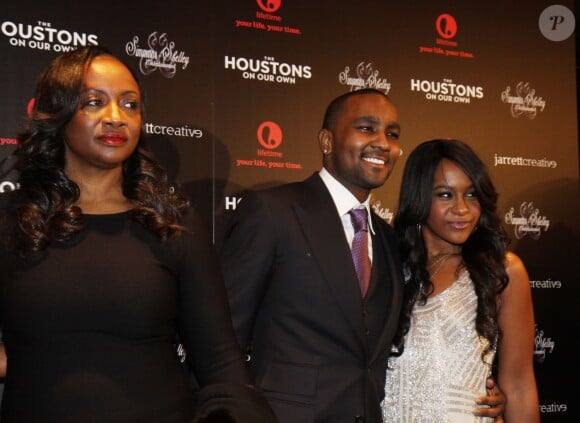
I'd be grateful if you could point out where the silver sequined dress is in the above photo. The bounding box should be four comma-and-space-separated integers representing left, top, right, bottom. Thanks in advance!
381, 271, 494, 422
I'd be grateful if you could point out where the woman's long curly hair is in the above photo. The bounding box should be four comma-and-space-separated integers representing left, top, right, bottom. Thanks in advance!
7, 45, 187, 255
391, 139, 509, 360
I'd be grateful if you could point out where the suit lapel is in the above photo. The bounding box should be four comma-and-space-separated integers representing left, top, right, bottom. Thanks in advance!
369, 214, 404, 364
293, 174, 365, 345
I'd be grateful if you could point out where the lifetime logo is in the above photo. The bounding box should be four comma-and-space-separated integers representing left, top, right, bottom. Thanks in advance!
436, 13, 457, 39
256, 0, 281, 13
257, 121, 283, 150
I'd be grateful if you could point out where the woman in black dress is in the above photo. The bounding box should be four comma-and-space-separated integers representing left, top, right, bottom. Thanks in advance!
0, 46, 274, 422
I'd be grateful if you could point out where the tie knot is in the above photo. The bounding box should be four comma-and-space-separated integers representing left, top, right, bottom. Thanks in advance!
349, 208, 368, 233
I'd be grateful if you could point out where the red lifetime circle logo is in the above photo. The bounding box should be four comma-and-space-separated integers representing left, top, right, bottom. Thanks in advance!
257, 121, 283, 150
257, 0, 281, 13
27, 98, 36, 118
436, 13, 457, 39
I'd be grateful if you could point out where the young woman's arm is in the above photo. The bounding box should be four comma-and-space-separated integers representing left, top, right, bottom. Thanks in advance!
497, 252, 540, 422
0, 343, 6, 378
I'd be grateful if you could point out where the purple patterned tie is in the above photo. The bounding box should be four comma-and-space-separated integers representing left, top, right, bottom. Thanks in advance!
349, 208, 371, 297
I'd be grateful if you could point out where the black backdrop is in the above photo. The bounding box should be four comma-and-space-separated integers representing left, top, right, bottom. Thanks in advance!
1, 1, 578, 420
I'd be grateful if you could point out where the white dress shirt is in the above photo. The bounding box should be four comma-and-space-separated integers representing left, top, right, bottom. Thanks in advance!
319, 168, 374, 262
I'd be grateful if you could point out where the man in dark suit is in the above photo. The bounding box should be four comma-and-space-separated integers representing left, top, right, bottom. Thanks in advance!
220, 89, 504, 422
221, 89, 402, 423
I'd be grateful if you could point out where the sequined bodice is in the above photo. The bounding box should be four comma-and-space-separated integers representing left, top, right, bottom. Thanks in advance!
381, 272, 494, 422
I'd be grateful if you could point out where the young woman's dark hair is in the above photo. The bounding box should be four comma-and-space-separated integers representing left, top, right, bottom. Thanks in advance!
391, 139, 509, 359
8, 45, 187, 255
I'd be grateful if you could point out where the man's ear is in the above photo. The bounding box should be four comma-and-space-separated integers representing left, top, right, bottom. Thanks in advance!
318, 128, 333, 154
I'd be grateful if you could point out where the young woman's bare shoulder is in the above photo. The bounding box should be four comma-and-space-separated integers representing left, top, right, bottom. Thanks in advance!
503, 251, 530, 292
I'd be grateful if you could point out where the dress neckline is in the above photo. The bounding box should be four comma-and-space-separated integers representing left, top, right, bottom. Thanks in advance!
83, 210, 133, 218
427, 270, 470, 300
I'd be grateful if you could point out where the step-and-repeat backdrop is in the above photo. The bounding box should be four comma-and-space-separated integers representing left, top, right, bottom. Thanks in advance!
1, 1, 578, 420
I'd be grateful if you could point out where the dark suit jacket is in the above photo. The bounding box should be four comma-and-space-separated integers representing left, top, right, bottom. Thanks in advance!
220, 173, 404, 423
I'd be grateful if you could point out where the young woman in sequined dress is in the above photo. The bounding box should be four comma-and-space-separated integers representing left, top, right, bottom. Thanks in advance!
381, 139, 539, 422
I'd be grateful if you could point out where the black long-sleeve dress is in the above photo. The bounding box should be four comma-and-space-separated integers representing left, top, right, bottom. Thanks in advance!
0, 206, 251, 422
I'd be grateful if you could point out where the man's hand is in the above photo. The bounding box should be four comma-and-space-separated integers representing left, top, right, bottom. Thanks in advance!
475, 377, 505, 422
